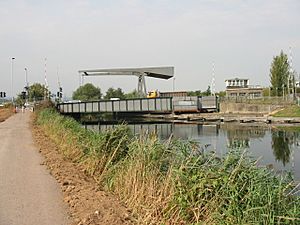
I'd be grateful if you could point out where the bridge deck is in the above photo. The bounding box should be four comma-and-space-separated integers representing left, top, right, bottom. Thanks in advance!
58, 97, 172, 114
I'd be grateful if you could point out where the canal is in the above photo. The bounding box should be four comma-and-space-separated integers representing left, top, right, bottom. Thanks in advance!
84, 122, 300, 180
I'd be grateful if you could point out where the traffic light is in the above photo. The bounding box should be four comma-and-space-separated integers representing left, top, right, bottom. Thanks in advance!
57, 87, 63, 99
21, 91, 26, 99
0, 92, 6, 98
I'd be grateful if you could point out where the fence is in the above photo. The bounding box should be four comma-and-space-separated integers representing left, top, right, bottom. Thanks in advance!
220, 96, 296, 105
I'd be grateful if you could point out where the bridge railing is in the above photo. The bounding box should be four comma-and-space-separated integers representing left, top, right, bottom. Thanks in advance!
57, 97, 173, 114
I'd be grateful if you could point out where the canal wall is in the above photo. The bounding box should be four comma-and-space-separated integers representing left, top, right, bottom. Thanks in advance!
219, 102, 285, 114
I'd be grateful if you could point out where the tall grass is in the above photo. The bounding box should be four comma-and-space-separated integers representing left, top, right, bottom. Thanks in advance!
36, 108, 300, 224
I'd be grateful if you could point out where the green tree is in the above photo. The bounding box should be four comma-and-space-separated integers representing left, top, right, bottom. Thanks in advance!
29, 83, 49, 101
15, 83, 49, 105
125, 89, 141, 99
104, 87, 125, 100
187, 90, 202, 96
270, 51, 290, 96
202, 85, 211, 96
72, 83, 102, 101
15, 94, 25, 106
216, 91, 226, 97
262, 87, 270, 97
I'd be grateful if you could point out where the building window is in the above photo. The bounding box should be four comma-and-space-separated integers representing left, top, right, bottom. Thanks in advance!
254, 92, 262, 97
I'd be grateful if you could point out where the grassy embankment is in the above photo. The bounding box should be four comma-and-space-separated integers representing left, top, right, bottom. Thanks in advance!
0, 105, 14, 122
35, 108, 300, 224
273, 105, 300, 117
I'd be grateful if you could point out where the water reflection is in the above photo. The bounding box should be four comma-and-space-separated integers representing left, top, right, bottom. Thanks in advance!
83, 122, 300, 179
221, 123, 266, 149
272, 131, 291, 166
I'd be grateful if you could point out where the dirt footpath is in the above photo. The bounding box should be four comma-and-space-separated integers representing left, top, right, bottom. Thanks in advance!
32, 115, 133, 225
0, 111, 70, 225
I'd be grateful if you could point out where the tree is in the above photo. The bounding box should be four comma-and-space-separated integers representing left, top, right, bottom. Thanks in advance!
125, 89, 141, 99
15, 83, 49, 105
104, 87, 125, 100
187, 90, 202, 96
202, 86, 211, 96
26, 83, 50, 101
72, 83, 102, 101
215, 91, 226, 97
262, 87, 270, 97
270, 50, 290, 96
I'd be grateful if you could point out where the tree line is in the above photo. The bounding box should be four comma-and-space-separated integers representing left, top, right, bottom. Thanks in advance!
72, 84, 141, 101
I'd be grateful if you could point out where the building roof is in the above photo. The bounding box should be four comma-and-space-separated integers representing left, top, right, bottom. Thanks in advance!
225, 78, 249, 81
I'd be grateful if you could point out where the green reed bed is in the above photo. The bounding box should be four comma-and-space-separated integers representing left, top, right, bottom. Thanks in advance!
36, 108, 300, 224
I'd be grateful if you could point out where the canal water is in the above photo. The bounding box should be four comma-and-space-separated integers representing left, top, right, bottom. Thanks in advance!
84, 122, 300, 180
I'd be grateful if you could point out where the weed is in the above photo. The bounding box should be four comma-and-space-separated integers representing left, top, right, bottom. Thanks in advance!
36, 108, 300, 224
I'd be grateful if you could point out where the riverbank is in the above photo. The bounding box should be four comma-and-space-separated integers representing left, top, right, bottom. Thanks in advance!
138, 105, 300, 124
140, 112, 300, 124
34, 107, 300, 224
31, 114, 133, 225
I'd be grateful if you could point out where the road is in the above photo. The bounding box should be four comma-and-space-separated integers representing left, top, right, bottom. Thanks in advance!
0, 111, 70, 225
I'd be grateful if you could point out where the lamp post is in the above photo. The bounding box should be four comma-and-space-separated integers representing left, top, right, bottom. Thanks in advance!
11, 57, 15, 104
25, 68, 29, 105
24, 68, 28, 87
173, 77, 175, 92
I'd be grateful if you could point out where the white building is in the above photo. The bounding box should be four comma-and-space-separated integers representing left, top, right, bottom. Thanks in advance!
225, 78, 263, 98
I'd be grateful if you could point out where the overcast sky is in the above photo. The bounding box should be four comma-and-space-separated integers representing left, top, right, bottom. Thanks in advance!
0, 0, 299, 98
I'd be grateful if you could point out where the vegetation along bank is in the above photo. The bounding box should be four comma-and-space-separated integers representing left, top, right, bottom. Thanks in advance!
35, 107, 300, 224
0, 105, 14, 122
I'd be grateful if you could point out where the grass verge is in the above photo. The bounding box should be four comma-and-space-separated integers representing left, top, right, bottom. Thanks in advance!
35, 107, 300, 224
273, 105, 300, 117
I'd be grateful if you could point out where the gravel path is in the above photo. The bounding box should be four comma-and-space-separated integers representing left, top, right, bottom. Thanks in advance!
0, 111, 70, 225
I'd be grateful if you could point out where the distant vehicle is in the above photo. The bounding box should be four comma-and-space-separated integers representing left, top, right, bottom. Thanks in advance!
65, 100, 81, 103
147, 90, 188, 98
147, 90, 159, 98
110, 98, 120, 101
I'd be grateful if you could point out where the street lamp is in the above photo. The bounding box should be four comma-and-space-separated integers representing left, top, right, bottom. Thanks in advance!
11, 57, 15, 104
25, 68, 29, 104
24, 68, 28, 88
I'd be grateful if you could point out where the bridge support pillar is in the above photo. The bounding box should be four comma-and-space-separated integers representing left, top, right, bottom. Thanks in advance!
137, 73, 147, 96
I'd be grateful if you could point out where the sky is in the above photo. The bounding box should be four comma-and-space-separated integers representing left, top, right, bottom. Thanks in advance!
0, 0, 300, 98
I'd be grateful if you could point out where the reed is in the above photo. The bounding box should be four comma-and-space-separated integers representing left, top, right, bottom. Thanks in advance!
36, 108, 300, 224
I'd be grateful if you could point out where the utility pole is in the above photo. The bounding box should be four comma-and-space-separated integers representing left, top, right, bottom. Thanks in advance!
44, 57, 49, 100
24, 68, 29, 105
211, 61, 216, 96
57, 67, 63, 102
172, 77, 175, 92
11, 57, 15, 104
289, 47, 296, 100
